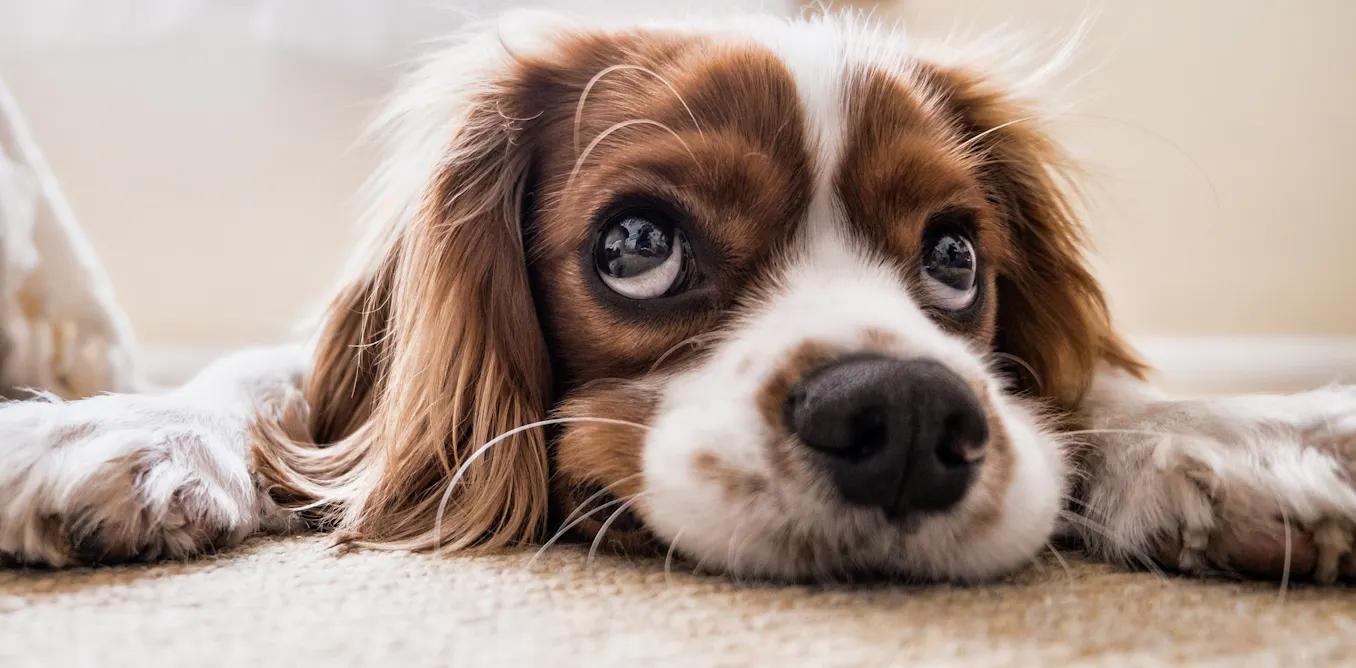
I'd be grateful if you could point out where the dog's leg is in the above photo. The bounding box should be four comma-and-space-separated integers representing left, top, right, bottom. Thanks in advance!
0, 345, 307, 566
1071, 369, 1356, 582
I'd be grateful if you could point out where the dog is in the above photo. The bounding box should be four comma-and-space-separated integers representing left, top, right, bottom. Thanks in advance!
1, 12, 1353, 583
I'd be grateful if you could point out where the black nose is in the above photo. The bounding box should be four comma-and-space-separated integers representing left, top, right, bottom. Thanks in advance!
784, 355, 988, 517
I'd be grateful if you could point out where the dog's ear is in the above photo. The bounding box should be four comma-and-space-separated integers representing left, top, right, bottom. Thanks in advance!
931, 68, 1145, 407
254, 31, 565, 551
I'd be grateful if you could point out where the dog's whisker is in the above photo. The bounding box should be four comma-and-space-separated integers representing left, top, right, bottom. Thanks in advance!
530, 495, 628, 567
557, 472, 643, 532
586, 493, 647, 568
574, 64, 705, 156
1045, 541, 1075, 584
650, 331, 722, 373
1058, 509, 1167, 580
433, 417, 648, 554
1278, 502, 1293, 603
1060, 428, 1216, 442
567, 119, 698, 190
953, 115, 1040, 156
986, 351, 1044, 394
529, 470, 645, 565
1044, 111, 1222, 210
663, 529, 686, 585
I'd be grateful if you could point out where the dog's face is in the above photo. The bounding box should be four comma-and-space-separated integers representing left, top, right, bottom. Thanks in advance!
294, 15, 1137, 581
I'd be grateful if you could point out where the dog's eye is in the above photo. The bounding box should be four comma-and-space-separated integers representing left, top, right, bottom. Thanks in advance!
595, 213, 690, 299
921, 232, 977, 310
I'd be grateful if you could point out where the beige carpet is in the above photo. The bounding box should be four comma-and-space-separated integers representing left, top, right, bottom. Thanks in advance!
1, 536, 1353, 667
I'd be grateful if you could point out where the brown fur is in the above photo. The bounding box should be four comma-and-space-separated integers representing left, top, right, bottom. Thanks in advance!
248, 23, 1144, 557
922, 67, 1146, 406
253, 68, 555, 550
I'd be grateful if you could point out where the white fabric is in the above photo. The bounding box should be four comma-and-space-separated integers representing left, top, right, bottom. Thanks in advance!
0, 78, 136, 396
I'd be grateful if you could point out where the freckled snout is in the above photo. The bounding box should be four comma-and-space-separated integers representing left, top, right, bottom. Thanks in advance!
784, 355, 988, 517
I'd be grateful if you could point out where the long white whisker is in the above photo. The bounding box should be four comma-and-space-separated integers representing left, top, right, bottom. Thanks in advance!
586, 493, 646, 568
529, 496, 628, 567
1056, 112, 1221, 210
433, 417, 648, 554
1278, 503, 1293, 603
557, 472, 644, 532
1046, 541, 1075, 584
1058, 509, 1167, 580
568, 119, 697, 190
1060, 428, 1211, 442
954, 115, 1039, 155
574, 64, 705, 155
664, 529, 686, 585
529, 472, 644, 565
987, 351, 1044, 394
649, 331, 720, 372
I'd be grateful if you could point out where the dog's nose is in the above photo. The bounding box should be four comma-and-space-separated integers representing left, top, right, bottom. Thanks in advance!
784, 355, 988, 517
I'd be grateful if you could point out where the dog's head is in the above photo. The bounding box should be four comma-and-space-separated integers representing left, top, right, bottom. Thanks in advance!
261, 13, 1142, 581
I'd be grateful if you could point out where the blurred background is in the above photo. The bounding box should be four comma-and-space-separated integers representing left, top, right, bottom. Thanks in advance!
1, 0, 1353, 388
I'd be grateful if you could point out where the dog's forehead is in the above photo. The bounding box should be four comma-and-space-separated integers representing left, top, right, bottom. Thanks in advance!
737, 25, 986, 242
739, 20, 853, 204
544, 24, 972, 239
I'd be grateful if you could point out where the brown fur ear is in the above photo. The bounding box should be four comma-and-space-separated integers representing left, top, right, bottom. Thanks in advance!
932, 69, 1146, 406
253, 57, 552, 551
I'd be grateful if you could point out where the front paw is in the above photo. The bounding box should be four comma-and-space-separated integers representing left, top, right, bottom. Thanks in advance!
1076, 387, 1356, 583
0, 397, 286, 566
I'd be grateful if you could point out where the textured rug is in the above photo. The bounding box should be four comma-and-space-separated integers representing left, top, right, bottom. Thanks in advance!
2, 536, 1353, 666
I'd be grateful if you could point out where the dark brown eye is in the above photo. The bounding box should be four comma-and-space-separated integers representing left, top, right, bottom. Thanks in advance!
922, 232, 977, 310
594, 213, 691, 299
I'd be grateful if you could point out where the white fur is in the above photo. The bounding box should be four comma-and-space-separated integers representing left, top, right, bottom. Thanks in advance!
0, 346, 305, 565
637, 16, 1067, 581
0, 14, 1352, 583
641, 198, 1066, 580
1075, 370, 1356, 581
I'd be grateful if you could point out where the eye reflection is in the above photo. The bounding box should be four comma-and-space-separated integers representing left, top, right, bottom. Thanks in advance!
594, 212, 691, 299
921, 232, 977, 310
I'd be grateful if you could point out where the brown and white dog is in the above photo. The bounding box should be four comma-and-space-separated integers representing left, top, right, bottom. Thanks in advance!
2, 12, 1354, 583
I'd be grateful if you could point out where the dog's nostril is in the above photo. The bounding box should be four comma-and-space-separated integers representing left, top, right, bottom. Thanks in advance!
936, 411, 989, 468
784, 354, 988, 517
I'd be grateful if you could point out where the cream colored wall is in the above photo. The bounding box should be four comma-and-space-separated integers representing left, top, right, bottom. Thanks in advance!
3, 42, 383, 347
2, 1, 1352, 347
883, 0, 1356, 336
0, 1, 790, 347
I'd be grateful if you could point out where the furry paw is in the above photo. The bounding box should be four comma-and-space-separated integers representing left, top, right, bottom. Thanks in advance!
0, 395, 293, 566
1076, 386, 1356, 583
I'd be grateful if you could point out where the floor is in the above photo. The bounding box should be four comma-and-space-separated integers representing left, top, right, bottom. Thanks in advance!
2, 536, 1354, 667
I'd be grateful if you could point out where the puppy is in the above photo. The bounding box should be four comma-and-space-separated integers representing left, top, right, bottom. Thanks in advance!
1, 13, 1353, 582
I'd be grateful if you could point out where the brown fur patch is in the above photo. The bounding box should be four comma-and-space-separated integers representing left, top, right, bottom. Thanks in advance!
527, 41, 813, 384
692, 451, 768, 500
549, 377, 662, 550
919, 65, 1146, 406
755, 341, 838, 436
245, 20, 1144, 565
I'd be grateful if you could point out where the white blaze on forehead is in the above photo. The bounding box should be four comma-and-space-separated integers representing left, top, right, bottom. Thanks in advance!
744, 20, 850, 242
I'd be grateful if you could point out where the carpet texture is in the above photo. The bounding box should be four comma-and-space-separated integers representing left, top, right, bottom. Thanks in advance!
2, 536, 1353, 666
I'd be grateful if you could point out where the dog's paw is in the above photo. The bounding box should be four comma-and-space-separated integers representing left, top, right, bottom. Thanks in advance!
0, 395, 293, 566
1076, 386, 1356, 583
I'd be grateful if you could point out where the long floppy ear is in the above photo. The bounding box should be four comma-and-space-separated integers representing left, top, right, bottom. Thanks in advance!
932, 68, 1146, 407
253, 34, 554, 551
